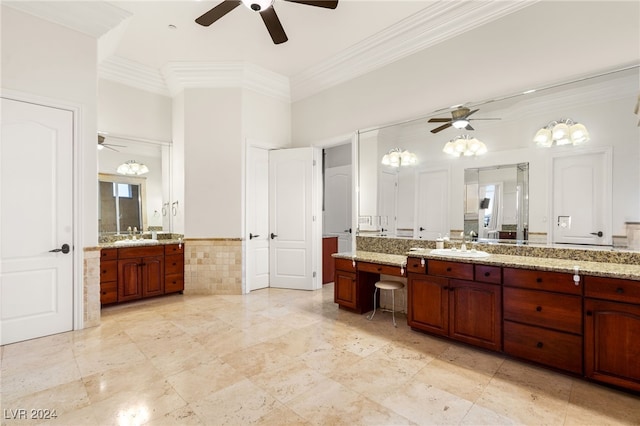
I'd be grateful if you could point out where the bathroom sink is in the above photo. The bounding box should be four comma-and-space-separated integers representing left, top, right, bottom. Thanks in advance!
114, 239, 159, 246
429, 248, 490, 258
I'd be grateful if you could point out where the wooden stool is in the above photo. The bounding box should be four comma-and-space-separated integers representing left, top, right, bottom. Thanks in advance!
367, 280, 404, 327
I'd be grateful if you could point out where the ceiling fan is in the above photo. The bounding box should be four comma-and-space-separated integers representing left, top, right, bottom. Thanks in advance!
97, 135, 125, 152
195, 0, 338, 45
428, 107, 500, 134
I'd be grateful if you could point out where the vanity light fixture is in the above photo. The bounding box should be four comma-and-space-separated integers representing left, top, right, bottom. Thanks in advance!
381, 148, 417, 167
117, 160, 149, 176
533, 118, 590, 147
442, 134, 487, 157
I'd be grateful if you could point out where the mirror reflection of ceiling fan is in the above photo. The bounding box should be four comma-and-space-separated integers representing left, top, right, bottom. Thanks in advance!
97, 134, 126, 152
195, 0, 339, 45
428, 107, 500, 134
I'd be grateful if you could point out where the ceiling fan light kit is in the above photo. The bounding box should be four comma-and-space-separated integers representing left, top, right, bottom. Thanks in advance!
195, 0, 338, 45
428, 106, 500, 134
534, 118, 590, 147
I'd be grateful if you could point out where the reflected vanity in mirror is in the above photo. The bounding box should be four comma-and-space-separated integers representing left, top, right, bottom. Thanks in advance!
98, 134, 172, 240
464, 163, 529, 243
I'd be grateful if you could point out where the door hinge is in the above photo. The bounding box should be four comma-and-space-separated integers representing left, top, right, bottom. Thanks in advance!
313, 160, 317, 166
313, 215, 316, 221
312, 271, 317, 278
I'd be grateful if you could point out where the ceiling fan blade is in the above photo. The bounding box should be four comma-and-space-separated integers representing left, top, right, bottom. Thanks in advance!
465, 124, 475, 131
431, 123, 452, 134
284, 0, 338, 9
103, 145, 120, 152
428, 118, 451, 123
196, 0, 241, 26
470, 117, 501, 121
260, 7, 288, 44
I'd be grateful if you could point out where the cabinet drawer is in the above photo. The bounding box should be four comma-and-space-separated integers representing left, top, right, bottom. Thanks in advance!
335, 258, 356, 272
503, 287, 582, 334
406, 257, 426, 274
118, 245, 164, 259
358, 261, 405, 276
165, 243, 184, 255
101, 248, 117, 261
504, 267, 581, 295
100, 260, 117, 282
475, 264, 501, 284
428, 260, 473, 280
100, 281, 117, 305
165, 274, 184, 293
504, 321, 583, 374
584, 276, 640, 304
165, 254, 184, 275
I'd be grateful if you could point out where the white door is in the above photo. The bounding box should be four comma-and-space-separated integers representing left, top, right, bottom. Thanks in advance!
245, 146, 270, 292
324, 165, 352, 252
378, 170, 397, 236
269, 148, 317, 290
1, 97, 74, 345
552, 150, 611, 245
415, 169, 449, 240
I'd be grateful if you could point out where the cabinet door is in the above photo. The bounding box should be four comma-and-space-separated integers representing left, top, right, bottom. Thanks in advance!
407, 275, 448, 336
449, 279, 502, 351
585, 299, 640, 391
142, 255, 164, 297
118, 258, 143, 302
334, 269, 357, 310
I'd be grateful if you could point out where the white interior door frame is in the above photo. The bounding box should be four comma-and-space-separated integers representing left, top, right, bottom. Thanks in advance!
548, 146, 612, 245
1, 89, 84, 331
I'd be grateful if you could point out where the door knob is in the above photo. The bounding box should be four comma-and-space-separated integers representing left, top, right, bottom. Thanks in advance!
590, 231, 603, 237
49, 243, 70, 254
270, 233, 278, 239
249, 233, 260, 240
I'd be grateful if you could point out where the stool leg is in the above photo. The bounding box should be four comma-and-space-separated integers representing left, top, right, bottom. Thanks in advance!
392, 289, 397, 327
367, 287, 378, 321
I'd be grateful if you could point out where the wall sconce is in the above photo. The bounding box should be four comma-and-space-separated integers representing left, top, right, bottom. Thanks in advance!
442, 135, 487, 157
116, 160, 149, 175
533, 118, 590, 147
381, 148, 417, 167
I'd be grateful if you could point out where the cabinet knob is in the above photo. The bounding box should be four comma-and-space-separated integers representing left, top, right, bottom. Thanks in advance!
616, 287, 624, 294
484, 272, 490, 277
536, 277, 542, 283
536, 342, 544, 348
586, 310, 593, 316
446, 267, 452, 272
536, 306, 542, 312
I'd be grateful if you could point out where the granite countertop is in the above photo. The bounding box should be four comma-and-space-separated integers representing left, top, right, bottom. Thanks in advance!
99, 238, 183, 249
334, 250, 640, 281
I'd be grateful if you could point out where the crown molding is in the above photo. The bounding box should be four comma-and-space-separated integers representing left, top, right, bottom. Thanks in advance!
162, 62, 290, 102
99, 56, 170, 97
290, 0, 537, 102
3, 1, 131, 38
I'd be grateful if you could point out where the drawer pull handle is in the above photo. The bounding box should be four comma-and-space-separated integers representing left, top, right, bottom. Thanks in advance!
586, 310, 593, 316
616, 287, 624, 294
377, 267, 382, 272
536, 278, 542, 283
536, 342, 544, 348
446, 267, 452, 272
536, 306, 542, 312
484, 272, 490, 277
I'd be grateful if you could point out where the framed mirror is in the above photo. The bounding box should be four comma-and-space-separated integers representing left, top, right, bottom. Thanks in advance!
97, 135, 171, 238
464, 163, 529, 242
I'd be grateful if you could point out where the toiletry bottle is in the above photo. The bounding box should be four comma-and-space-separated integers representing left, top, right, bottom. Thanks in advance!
436, 233, 444, 250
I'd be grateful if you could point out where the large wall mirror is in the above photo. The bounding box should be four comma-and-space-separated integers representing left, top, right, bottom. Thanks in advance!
98, 135, 172, 237
357, 65, 639, 245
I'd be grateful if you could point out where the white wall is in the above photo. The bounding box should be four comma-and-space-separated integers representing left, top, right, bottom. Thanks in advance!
98, 79, 172, 142
291, 1, 640, 146
1, 6, 98, 247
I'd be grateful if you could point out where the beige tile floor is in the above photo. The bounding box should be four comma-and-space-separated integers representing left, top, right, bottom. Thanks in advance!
2, 283, 639, 426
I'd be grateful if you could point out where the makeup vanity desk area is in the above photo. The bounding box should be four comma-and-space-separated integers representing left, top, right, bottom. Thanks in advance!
332, 249, 640, 393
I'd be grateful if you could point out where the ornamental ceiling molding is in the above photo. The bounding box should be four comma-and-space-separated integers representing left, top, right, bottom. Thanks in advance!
161, 62, 291, 102
99, 56, 170, 97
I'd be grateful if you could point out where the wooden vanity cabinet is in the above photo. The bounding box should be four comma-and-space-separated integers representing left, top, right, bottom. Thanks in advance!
100, 248, 118, 305
117, 246, 164, 302
334, 258, 359, 311
408, 259, 502, 352
503, 267, 583, 374
584, 276, 640, 391
164, 244, 185, 294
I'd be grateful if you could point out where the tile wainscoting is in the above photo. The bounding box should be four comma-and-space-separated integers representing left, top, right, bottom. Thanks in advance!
184, 238, 244, 295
